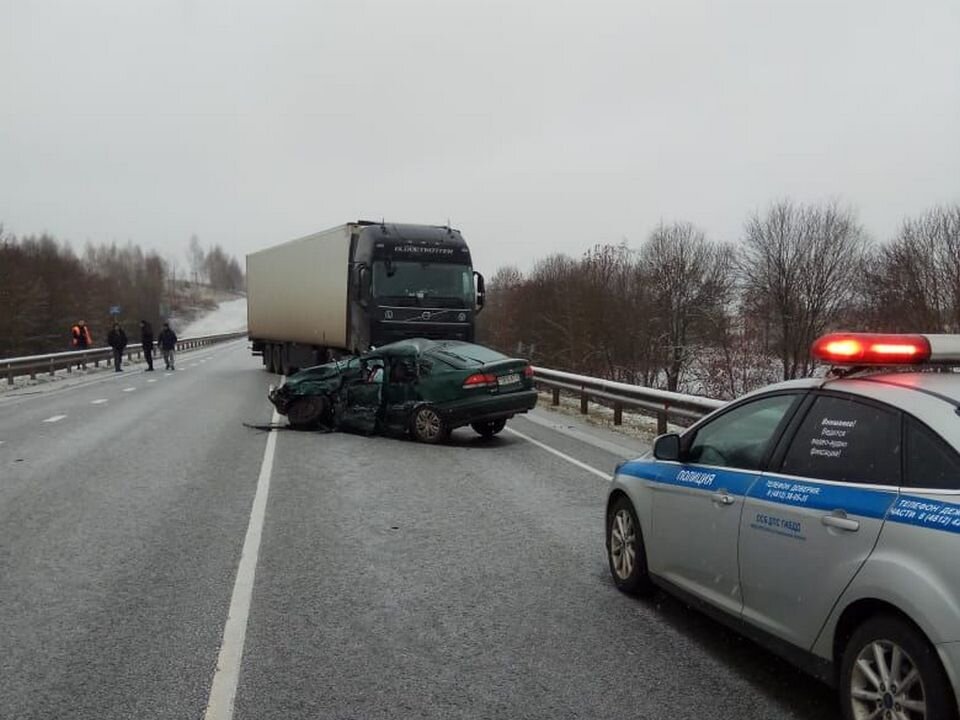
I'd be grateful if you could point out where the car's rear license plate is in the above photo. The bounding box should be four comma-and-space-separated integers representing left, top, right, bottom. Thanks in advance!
498, 373, 521, 386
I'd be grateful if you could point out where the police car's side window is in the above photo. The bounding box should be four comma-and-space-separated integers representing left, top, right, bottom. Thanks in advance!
686, 394, 797, 471
905, 418, 960, 490
779, 395, 900, 486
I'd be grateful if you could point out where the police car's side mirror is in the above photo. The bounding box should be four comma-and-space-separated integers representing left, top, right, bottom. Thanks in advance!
653, 433, 681, 462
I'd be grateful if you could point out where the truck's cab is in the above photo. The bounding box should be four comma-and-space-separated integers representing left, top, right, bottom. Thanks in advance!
348, 222, 484, 351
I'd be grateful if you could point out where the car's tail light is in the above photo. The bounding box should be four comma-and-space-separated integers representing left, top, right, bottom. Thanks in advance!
523, 365, 534, 378
463, 373, 497, 388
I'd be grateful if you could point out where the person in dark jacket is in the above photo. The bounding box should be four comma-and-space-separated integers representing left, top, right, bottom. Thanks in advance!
157, 322, 178, 370
140, 320, 155, 371
107, 321, 128, 372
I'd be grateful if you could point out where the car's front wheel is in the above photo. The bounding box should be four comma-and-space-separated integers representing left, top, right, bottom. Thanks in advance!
607, 495, 654, 596
839, 613, 956, 720
411, 406, 448, 444
471, 418, 506, 438
287, 396, 328, 429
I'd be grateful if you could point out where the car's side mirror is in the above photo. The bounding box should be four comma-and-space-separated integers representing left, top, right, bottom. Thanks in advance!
653, 433, 681, 461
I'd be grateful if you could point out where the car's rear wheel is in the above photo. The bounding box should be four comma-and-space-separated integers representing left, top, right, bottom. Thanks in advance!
411, 406, 448, 444
840, 613, 956, 720
607, 495, 654, 596
287, 396, 328, 429
471, 418, 506, 438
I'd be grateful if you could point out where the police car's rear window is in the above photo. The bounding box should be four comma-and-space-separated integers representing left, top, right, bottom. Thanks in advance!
778, 395, 900, 486
905, 417, 960, 490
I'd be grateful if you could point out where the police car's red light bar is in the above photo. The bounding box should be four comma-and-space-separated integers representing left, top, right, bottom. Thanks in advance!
811, 333, 931, 365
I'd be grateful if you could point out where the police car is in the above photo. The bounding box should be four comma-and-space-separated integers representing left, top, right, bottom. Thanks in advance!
607, 333, 960, 719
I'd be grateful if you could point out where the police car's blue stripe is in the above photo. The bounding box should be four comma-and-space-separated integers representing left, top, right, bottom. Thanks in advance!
617, 460, 757, 496
747, 477, 895, 520
888, 495, 960, 534
619, 461, 960, 534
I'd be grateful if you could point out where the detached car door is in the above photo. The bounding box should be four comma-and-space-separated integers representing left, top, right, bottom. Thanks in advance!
648, 393, 801, 616
739, 392, 901, 649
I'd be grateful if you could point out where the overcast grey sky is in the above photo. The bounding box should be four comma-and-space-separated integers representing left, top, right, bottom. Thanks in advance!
1, 0, 958, 276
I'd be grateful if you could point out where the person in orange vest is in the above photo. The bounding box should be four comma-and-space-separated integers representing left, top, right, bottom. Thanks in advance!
71, 320, 92, 349
71, 320, 93, 369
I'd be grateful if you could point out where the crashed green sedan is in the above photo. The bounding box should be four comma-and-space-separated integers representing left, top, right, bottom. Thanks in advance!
267, 339, 538, 442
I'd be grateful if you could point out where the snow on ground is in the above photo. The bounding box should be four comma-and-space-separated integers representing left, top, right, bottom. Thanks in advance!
179, 297, 248, 337
535, 390, 686, 443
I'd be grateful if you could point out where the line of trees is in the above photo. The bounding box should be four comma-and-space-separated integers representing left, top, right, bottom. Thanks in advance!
0, 228, 246, 357
477, 201, 960, 399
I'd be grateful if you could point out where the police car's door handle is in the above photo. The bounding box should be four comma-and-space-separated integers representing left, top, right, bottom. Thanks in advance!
822, 512, 860, 532
710, 491, 736, 506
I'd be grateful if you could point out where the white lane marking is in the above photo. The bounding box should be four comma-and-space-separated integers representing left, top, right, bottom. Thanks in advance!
123, 387, 136, 393
203, 408, 281, 720
505, 427, 610, 480
147, 379, 157, 384
91, 399, 108, 405
164, 373, 173, 377
43, 414, 67, 423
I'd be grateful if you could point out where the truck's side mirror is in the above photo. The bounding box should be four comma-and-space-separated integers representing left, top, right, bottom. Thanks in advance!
357, 265, 371, 306
474, 271, 485, 312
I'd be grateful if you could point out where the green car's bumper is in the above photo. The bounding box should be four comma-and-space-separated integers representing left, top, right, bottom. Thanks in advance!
436, 389, 538, 428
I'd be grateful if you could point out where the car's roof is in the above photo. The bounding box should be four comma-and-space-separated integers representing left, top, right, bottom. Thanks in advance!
372, 339, 509, 363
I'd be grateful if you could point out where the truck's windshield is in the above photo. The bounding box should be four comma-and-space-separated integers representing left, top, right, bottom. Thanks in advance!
372, 261, 474, 304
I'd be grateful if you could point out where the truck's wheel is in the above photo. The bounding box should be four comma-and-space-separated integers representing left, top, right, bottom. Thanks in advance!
411, 406, 448, 444
265, 344, 276, 373
839, 613, 955, 720
287, 396, 328, 429
272, 346, 282, 376
471, 418, 506, 438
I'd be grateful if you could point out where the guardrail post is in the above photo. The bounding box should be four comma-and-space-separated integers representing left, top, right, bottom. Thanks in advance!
552, 387, 560, 406
127, 351, 133, 363
50, 358, 56, 377
657, 407, 668, 435
614, 403, 623, 426
6, 365, 12, 385
580, 387, 588, 415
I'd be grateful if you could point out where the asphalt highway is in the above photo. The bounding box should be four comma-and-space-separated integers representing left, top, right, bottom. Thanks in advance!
0, 342, 839, 719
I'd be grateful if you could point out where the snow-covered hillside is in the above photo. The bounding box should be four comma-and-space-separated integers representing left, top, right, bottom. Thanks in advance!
180, 297, 248, 337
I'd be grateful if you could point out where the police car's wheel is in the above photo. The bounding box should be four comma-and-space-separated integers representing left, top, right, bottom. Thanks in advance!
287, 396, 327, 429
607, 496, 654, 596
840, 614, 956, 720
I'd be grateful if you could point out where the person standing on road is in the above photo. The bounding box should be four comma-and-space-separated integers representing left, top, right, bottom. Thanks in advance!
157, 322, 178, 370
107, 321, 128, 372
140, 320, 155, 371
71, 320, 93, 369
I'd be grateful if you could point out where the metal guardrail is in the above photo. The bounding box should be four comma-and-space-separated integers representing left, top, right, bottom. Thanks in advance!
1, 332, 247, 385
532, 366, 726, 434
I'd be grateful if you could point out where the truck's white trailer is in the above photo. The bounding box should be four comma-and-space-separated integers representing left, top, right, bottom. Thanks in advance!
246, 225, 352, 349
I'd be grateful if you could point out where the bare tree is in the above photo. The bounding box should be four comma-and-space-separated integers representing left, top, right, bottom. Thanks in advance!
741, 200, 867, 379
640, 222, 734, 391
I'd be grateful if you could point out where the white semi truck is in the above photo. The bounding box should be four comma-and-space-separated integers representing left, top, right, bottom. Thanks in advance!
247, 221, 485, 374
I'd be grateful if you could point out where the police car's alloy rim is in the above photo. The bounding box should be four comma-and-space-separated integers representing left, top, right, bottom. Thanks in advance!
850, 640, 926, 719
610, 509, 636, 580
415, 408, 441, 440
